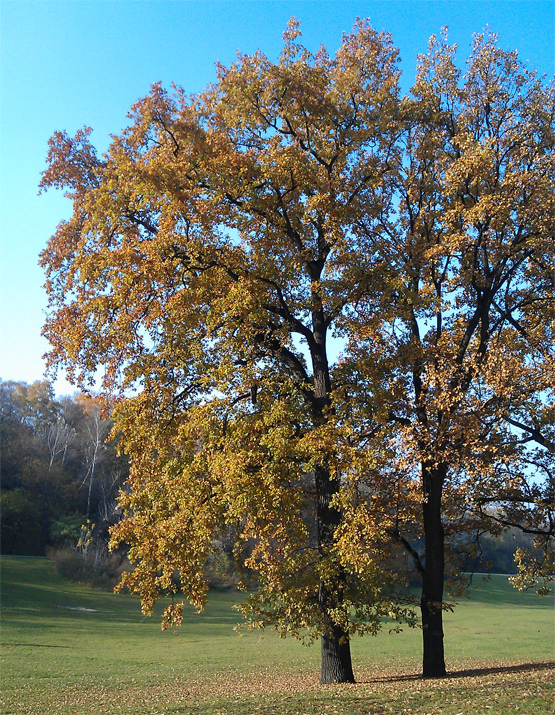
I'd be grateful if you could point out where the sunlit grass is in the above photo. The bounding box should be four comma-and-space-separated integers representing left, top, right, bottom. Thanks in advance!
1, 557, 553, 714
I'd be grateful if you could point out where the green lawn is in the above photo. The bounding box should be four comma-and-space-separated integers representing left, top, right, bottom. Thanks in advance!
1, 557, 553, 714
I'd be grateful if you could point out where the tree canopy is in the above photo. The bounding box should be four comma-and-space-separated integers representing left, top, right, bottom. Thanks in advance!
40, 20, 554, 683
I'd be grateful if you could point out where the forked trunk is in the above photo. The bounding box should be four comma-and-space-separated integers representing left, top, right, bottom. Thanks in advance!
421, 463, 447, 678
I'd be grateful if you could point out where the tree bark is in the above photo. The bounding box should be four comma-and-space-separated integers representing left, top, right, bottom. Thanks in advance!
320, 616, 355, 684
314, 463, 356, 684
420, 463, 447, 678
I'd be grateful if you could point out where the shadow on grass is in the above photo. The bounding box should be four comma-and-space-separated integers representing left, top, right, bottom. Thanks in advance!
363, 660, 555, 683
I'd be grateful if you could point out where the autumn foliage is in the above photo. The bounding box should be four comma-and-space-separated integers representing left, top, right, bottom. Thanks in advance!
40, 20, 554, 682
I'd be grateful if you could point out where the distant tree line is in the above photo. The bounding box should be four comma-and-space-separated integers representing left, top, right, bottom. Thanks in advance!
1, 378, 540, 579
0, 379, 128, 559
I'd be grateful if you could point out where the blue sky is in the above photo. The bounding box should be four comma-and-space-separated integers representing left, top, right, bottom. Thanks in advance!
1, 0, 553, 395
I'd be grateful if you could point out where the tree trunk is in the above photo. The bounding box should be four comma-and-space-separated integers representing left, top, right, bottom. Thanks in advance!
420, 463, 447, 678
315, 462, 355, 684
420, 589, 446, 678
310, 303, 355, 684
320, 621, 355, 684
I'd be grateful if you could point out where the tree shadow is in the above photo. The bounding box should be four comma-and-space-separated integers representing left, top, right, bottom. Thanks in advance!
364, 660, 555, 684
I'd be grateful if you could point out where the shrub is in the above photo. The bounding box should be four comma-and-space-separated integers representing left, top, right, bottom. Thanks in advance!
47, 527, 129, 590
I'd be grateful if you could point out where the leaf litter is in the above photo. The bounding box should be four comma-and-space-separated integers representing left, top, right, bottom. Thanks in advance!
2, 659, 553, 715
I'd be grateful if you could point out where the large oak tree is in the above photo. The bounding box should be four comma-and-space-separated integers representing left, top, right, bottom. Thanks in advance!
40, 20, 414, 684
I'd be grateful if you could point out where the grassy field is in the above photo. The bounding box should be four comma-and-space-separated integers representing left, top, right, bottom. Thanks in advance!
1, 556, 553, 715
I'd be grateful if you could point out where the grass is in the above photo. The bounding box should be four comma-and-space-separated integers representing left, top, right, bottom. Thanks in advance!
1, 556, 554, 714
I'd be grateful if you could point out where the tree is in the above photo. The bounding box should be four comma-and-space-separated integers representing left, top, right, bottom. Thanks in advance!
40, 20, 414, 684
0, 487, 43, 555
0, 380, 61, 548
73, 394, 114, 518
334, 30, 555, 676
0, 380, 47, 494
46, 415, 74, 474
39, 21, 554, 682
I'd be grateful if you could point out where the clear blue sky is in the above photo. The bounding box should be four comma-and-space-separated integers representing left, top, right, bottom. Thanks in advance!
1, 0, 553, 395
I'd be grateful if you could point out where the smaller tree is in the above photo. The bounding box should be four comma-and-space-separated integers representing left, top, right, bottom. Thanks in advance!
335, 30, 555, 676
